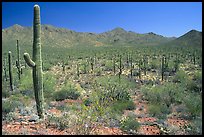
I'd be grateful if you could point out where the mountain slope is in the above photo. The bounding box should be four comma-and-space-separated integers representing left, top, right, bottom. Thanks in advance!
162, 29, 202, 47
2, 24, 176, 49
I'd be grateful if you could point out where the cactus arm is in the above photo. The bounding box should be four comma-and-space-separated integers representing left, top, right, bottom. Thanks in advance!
23, 53, 36, 67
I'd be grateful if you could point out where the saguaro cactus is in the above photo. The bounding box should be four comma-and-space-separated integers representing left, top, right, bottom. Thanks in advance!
16, 39, 22, 80
3, 58, 7, 81
118, 55, 124, 82
138, 59, 142, 79
90, 57, 94, 72
113, 55, 116, 74
161, 55, 165, 81
77, 64, 80, 77
23, 5, 44, 119
8, 51, 14, 91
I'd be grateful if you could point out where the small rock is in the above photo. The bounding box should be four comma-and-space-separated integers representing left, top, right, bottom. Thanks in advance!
28, 115, 39, 122
21, 121, 29, 125
17, 118, 25, 122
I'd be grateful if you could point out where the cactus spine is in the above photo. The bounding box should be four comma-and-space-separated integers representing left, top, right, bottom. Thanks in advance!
23, 5, 44, 119
8, 51, 14, 91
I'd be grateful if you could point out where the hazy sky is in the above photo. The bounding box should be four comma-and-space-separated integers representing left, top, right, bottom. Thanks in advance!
2, 2, 202, 37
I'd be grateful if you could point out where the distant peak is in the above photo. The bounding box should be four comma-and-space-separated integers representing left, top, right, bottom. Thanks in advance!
112, 27, 126, 32
12, 24, 24, 29
148, 32, 156, 35
188, 29, 201, 33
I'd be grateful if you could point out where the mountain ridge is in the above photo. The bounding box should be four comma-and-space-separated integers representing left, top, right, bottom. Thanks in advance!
2, 24, 201, 48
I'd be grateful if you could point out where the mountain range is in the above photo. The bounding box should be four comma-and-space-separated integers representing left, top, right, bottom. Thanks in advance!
2, 24, 202, 48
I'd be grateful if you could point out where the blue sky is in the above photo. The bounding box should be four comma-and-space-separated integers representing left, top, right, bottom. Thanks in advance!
2, 2, 202, 37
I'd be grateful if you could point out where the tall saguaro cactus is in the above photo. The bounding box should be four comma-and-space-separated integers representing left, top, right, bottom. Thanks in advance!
3, 58, 7, 81
161, 55, 165, 81
16, 40, 22, 80
8, 51, 14, 91
23, 5, 44, 119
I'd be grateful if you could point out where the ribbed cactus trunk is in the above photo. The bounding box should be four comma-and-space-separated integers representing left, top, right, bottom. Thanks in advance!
23, 5, 44, 119
130, 55, 133, 78
161, 55, 164, 81
77, 64, 80, 77
118, 55, 124, 83
3, 58, 7, 81
138, 59, 141, 79
8, 51, 14, 91
113, 55, 116, 74
90, 57, 94, 72
16, 40, 21, 80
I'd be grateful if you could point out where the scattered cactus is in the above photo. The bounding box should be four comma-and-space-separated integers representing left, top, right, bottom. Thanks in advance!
118, 55, 124, 82
161, 55, 165, 81
113, 55, 116, 74
138, 59, 142, 79
3, 58, 7, 81
174, 53, 179, 72
77, 64, 80, 77
143, 55, 148, 75
23, 5, 44, 119
16, 39, 22, 80
130, 55, 134, 78
90, 57, 94, 72
8, 51, 14, 91
62, 61, 65, 72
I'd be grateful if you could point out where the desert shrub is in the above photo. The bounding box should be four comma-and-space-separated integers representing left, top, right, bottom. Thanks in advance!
111, 100, 135, 114
183, 92, 202, 118
2, 99, 23, 114
9, 93, 31, 107
185, 117, 202, 135
172, 70, 188, 83
104, 60, 113, 71
2, 100, 15, 114
95, 75, 136, 90
19, 69, 33, 96
141, 82, 185, 107
120, 115, 140, 133
93, 67, 102, 76
186, 79, 200, 93
43, 72, 57, 99
43, 62, 53, 71
148, 103, 170, 117
2, 82, 10, 98
53, 83, 80, 101
150, 59, 160, 69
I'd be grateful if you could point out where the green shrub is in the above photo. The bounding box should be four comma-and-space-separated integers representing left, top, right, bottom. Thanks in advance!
2, 100, 15, 114
43, 72, 57, 99
104, 60, 113, 71
186, 80, 200, 93
173, 70, 188, 83
53, 83, 80, 101
148, 103, 170, 117
183, 93, 202, 118
19, 69, 33, 95
120, 115, 140, 133
111, 100, 135, 114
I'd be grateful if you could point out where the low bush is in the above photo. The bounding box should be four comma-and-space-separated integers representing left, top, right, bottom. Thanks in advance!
120, 115, 140, 133
53, 83, 80, 101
